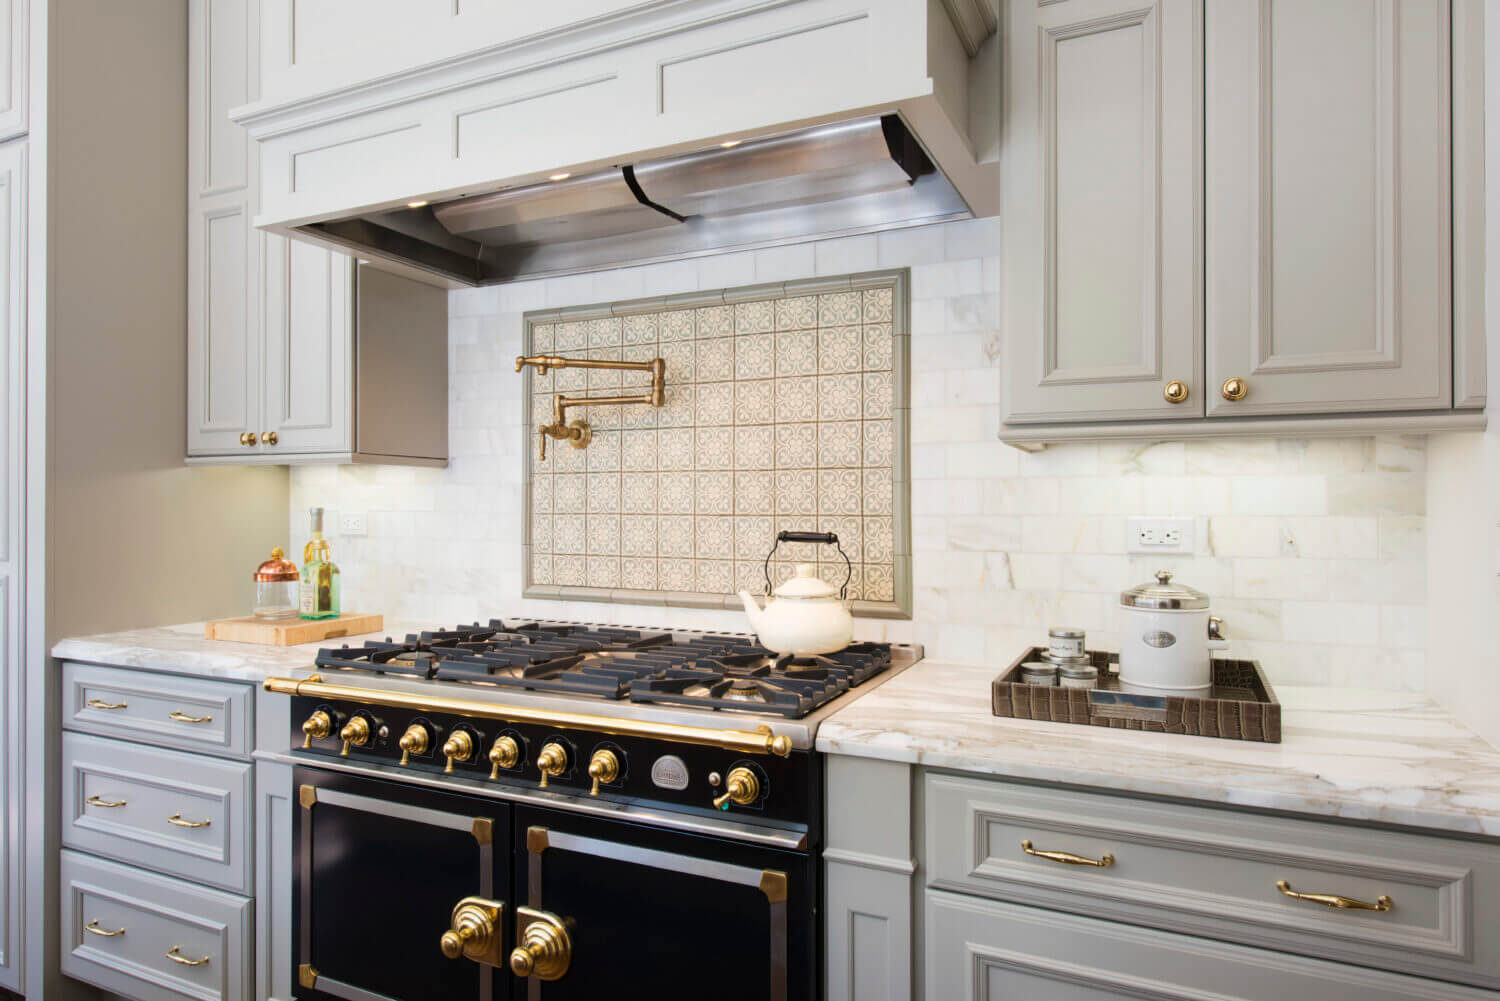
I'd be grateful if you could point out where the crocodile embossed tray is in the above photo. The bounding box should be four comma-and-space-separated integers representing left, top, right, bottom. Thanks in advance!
992, 648, 1281, 743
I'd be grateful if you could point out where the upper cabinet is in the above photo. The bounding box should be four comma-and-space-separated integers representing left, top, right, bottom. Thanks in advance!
1000, 0, 1486, 446
186, 0, 447, 465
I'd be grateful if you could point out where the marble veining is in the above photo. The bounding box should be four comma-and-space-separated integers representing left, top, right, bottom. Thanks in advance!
817, 660, 1500, 838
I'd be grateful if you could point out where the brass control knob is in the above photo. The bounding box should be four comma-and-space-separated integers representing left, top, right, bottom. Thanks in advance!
1221, 376, 1248, 401
301, 710, 333, 749
439, 897, 504, 965
712, 766, 760, 810
509, 907, 572, 981
488, 736, 520, 780
338, 716, 370, 757
398, 724, 430, 766
587, 749, 620, 796
442, 731, 475, 774
535, 742, 568, 789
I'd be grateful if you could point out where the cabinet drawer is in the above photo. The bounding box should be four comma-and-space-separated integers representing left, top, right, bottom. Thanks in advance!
926, 890, 1498, 1001
63, 661, 253, 759
925, 772, 1500, 988
61, 849, 252, 1001
63, 732, 253, 893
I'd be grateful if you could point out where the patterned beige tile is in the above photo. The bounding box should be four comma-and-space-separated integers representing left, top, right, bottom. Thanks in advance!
776, 470, 816, 515
695, 470, 733, 515
621, 517, 657, 557
696, 382, 734, 425
734, 471, 774, 514
818, 561, 860, 601
862, 287, 893, 323
734, 515, 775, 561
735, 333, 775, 380
531, 552, 553, 585
775, 331, 817, 377
775, 376, 819, 423
863, 469, 893, 516
819, 290, 861, 325
863, 518, 894, 563
776, 294, 818, 330
532, 323, 556, 352
734, 380, 774, 424
818, 326, 862, 374
695, 427, 733, 470
554, 555, 585, 586
588, 316, 622, 348
734, 426, 774, 469
818, 421, 863, 468
659, 472, 695, 514
863, 562, 895, 601
863, 372, 894, 419
555, 320, 587, 350
660, 309, 694, 342
821, 516, 861, 562
819, 469, 861, 515
620, 557, 657, 591
658, 384, 695, 427
587, 430, 620, 472
531, 513, 553, 552
531, 475, 553, 513
696, 560, 734, 594
586, 556, 620, 588
621, 473, 658, 514
553, 438, 588, 473
696, 304, 733, 338
735, 299, 775, 333
695, 516, 734, 559
775, 424, 818, 468
659, 428, 694, 470
554, 474, 587, 514
587, 514, 620, 555
863, 421, 893, 467
863, 323, 893, 371
621, 430, 657, 471
586, 472, 619, 513
735, 560, 768, 596
658, 515, 694, 558
586, 347, 622, 389
554, 516, 586, 554
622, 313, 657, 344
694, 336, 734, 382
817, 375, 862, 422
658, 557, 694, 591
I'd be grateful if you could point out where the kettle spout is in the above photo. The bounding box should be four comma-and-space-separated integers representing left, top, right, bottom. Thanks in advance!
737, 590, 764, 630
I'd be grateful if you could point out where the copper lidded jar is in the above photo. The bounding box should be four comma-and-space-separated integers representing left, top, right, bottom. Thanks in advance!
253, 547, 299, 620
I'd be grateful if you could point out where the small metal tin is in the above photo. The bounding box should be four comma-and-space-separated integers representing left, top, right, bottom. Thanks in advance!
1020, 661, 1058, 686
1042, 651, 1092, 667
1047, 626, 1086, 660
1058, 663, 1098, 689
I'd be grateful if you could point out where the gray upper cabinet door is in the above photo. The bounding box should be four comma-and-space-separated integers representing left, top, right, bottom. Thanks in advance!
1002, 0, 1204, 424
0, 139, 24, 995
1204, 0, 1452, 417
187, 0, 260, 456
260, 236, 354, 454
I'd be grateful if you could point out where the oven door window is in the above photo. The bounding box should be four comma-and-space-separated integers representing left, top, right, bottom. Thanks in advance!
511, 805, 813, 1001
294, 768, 511, 1001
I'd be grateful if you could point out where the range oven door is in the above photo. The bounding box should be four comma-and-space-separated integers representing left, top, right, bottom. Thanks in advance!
293, 767, 513, 1001
511, 805, 815, 1001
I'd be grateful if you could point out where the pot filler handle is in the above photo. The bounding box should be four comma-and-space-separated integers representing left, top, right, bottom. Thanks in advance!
762, 531, 853, 600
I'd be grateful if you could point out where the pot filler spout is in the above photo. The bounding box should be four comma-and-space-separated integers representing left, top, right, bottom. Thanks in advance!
299, 115, 970, 285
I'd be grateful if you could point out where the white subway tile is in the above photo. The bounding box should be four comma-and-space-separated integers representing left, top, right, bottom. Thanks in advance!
697, 251, 756, 289
814, 234, 878, 275
943, 216, 1001, 260
753, 243, 816, 282
1282, 601, 1378, 645
877, 224, 948, 267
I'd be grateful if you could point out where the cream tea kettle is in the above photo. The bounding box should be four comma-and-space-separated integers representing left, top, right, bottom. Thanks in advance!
738, 531, 855, 657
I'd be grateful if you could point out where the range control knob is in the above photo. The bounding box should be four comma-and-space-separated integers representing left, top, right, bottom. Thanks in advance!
535, 742, 568, 789
398, 724, 430, 766
442, 730, 475, 774
339, 716, 371, 757
587, 749, 620, 796
301, 710, 333, 749
488, 736, 520, 780
713, 767, 760, 810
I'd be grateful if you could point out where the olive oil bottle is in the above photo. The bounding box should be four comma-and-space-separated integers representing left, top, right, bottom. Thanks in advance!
299, 507, 341, 620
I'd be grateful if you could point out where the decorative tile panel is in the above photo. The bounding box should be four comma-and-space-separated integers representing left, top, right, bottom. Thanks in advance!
523, 271, 911, 616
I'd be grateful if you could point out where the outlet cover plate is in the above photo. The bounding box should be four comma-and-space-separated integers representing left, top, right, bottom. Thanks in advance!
339, 512, 367, 536
1128, 517, 1193, 555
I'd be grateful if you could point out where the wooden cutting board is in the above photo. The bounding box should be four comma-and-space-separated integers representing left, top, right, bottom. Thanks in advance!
204, 612, 384, 647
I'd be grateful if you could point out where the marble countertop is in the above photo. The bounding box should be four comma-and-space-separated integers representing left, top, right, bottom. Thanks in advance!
817, 659, 1500, 838
50, 621, 420, 683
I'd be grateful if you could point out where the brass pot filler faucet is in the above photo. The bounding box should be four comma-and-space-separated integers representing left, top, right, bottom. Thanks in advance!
515, 354, 667, 460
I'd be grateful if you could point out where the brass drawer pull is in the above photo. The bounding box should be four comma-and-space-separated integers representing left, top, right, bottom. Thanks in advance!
85, 795, 127, 809
85, 919, 125, 937
1021, 839, 1114, 868
1163, 379, 1189, 404
168, 711, 212, 724
1276, 880, 1392, 912
168, 814, 211, 829
86, 698, 127, 710
165, 946, 210, 967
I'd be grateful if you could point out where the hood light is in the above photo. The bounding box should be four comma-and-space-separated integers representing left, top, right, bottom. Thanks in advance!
549, 172, 572, 182
719, 140, 742, 149
406, 199, 429, 209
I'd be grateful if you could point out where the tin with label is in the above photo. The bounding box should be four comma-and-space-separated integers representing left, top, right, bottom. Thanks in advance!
1047, 626, 1086, 661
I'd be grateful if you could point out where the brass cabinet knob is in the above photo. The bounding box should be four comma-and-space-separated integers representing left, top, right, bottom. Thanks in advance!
1163, 380, 1189, 404
440, 897, 506, 966
1220, 377, 1248, 401
301, 710, 333, 749
239, 432, 256, 446
712, 766, 760, 810
398, 724, 430, 766
442, 731, 475, 774
509, 907, 572, 980
535, 742, 568, 788
488, 736, 520, 779
260, 430, 278, 445
338, 716, 370, 757
586, 749, 620, 796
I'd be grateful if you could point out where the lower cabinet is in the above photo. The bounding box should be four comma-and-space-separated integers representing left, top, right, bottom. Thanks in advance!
927, 890, 1496, 1001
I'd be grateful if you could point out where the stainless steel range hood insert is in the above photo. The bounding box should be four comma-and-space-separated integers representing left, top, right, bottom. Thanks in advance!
301, 116, 969, 285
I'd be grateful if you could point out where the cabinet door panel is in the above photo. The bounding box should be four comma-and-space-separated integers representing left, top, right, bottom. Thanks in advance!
0, 139, 22, 994
1205, 0, 1450, 415
260, 234, 351, 454
1003, 0, 1203, 423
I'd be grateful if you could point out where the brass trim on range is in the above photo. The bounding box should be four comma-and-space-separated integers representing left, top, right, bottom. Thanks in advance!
1021, 839, 1115, 869
510, 906, 573, 981
264, 676, 795, 757
299, 785, 317, 810
441, 896, 507, 967
471, 818, 494, 846
1276, 880, 1393, 912
299, 964, 318, 989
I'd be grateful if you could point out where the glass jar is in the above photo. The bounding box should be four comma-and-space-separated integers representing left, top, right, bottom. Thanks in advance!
253, 547, 299, 620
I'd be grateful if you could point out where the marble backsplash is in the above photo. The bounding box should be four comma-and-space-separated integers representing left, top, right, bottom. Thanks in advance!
289, 217, 1430, 690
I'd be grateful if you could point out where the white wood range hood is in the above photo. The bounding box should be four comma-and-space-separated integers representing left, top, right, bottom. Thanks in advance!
229, 0, 999, 285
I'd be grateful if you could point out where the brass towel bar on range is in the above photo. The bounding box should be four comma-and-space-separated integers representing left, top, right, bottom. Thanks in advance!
515, 354, 667, 461
263, 675, 794, 757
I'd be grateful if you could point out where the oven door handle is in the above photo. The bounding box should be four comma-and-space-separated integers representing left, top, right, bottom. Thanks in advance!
510, 906, 573, 981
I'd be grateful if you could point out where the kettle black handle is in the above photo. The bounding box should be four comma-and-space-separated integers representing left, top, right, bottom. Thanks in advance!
762, 531, 852, 600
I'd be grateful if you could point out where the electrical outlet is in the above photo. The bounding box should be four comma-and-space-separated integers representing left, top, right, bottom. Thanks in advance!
339, 512, 367, 536
1128, 517, 1193, 554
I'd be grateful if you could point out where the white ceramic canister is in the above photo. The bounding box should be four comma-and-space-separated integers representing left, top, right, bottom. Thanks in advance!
1116, 570, 1228, 695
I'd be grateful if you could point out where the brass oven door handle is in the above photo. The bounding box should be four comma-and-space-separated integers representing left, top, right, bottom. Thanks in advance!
510, 906, 573, 980
165, 946, 210, 966
86, 698, 127, 710
1276, 880, 1392, 912
168, 814, 211, 829
85, 919, 125, 937
86, 795, 127, 808
168, 710, 212, 724
1021, 839, 1115, 868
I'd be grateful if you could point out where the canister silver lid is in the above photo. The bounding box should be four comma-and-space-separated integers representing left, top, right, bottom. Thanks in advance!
1048, 626, 1085, 639
1120, 569, 1210, 610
